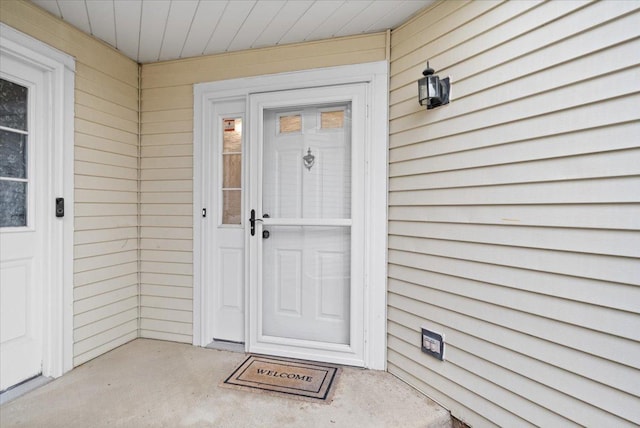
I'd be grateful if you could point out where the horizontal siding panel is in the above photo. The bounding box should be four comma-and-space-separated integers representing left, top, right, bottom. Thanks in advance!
389, 337, 535, 427
388, 293, 640, 401
389, 177, 640, 206
75, 132, 138, 158
74, 274, 138, 302
140, 284, 192, 299
392, 35, 640, 121
391, 0, 539, 73
139, 239, 193, 252
389, 331, 634, 427
140, 204, 192, 216
448, 4, 640, 101
76, 91, 138, 123
74, 216, 137, 231
140, 180, 191, 192
142, 33, 386, 88
390, 149, 640, 191
140, 215, 192, 228
140, 168, 192, 181
140, 307, 192, 323
74, 263, 138, 288
74, 308, 138, 342
141, 120, 192, 135
75, 239, 137, 259
73, 320, 138, 357
141, 250, 192, 264
139, 330, 190, 344
141, 132, 193, 146
141, 156, 192, 169
74, 284, 138, 315
75, 175, 137, 192
140, 227, 192, 240
75, 161, 137, 180
389, 322, 607, 427
74, 250, 138, 274
391, 0, 492, 54
76, 118, 137, 146
75, 146, 137, 169
388, 359, 491, 427
140, 272, 192, 287
388, 252, 640, 314
389, 221, 640, 258
390, 1, 640, 426
141, 108, 192, 123
141, 144, 192, 157
140, 261, 192, 276
139, 319, 191, 336
75, 189, 137, 204
388, 276, 640, 370
140, 296, 192, 312
75, 203, 137, 217
389, 301, 640, 424
391, 66, 639, 140
141, 85, 192, 111
391, 85, 639, 149
389, 121, 639, 167
140, 192, 192, 204
74, 227, 137, 246
388, 263, 639, 343
389, 237, 638, 286
76, 74, 137, 111
76, 104, 137, 135
389, 302, 640, 402
388, 204, 640, 231
73, 296, 138, 329
73, 331, 137, 367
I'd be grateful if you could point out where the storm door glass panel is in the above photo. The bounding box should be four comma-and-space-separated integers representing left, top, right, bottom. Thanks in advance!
221, 118, 242, 225
0, 78, 29, 227
261, 104, 352, 345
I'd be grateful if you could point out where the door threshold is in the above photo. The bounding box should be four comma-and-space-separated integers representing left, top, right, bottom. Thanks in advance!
206, 340, 245, 353
0, 375, 53, 406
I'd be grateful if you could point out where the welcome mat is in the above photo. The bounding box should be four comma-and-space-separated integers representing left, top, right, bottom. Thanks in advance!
223, 355, 340, 403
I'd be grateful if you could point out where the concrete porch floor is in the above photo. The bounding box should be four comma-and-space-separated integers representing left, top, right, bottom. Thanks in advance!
0, 339, 451, 427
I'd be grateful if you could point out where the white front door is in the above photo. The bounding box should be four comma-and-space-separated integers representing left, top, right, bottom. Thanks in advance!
0, 56, 46, 391
248, 84, 366, 366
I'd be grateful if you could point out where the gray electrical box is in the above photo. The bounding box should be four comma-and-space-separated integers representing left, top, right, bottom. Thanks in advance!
421, 327, 445, 361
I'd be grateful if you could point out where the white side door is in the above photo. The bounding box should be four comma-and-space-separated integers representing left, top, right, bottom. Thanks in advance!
207, 100, 245, 343
0, 55, 46, 391
248, 84, 366, 366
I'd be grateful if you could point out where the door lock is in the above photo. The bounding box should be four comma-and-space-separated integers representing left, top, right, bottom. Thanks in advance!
262, 230, 270, 239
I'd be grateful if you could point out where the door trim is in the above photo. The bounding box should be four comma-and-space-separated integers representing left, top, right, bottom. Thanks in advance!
194, 61, 388, 369
0, 23, 75, 380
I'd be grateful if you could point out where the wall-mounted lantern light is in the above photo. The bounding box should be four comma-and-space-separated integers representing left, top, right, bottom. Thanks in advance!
418, 62, 450, 109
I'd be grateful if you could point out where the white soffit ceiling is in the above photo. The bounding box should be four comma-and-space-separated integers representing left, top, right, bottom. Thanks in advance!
29, 0, 433, 63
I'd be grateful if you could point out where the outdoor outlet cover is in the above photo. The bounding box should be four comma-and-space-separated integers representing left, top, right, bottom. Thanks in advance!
421, 327, 445, 361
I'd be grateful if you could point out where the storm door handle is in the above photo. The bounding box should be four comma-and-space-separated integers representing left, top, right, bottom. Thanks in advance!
249, 209, 263, 236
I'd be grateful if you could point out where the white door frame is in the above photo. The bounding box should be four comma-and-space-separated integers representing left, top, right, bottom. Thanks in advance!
0, 23, 75, 380
194, 61, 388, 369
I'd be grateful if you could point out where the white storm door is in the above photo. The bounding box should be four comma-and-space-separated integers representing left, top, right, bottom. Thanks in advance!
209, 100, 245, 343
0, 57, 46, 390
248, 85, 366, 366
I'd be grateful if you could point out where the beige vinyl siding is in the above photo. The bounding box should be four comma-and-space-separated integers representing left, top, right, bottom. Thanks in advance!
139, 33, 387, 343
0, 1, 139, 366
388, 1, 640, 427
